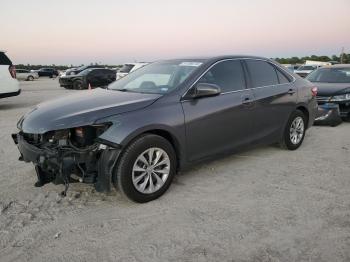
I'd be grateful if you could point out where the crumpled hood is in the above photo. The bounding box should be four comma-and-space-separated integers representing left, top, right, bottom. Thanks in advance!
312, 82, 350, 96
20, 88, 161, 134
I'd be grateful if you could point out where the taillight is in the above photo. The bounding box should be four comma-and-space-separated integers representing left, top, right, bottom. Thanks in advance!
9, 65, 16, 79
311, 86, 318, 97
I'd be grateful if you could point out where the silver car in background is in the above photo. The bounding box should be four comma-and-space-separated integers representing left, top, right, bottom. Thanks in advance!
16, 69, 39, 81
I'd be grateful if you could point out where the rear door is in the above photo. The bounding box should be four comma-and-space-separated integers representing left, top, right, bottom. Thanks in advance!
182, 59, 255, 161
244, 59, 296, 142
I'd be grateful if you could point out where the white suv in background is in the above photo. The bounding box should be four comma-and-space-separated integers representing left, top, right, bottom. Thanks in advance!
0, 51, 20, 98
116, 62, 149, 79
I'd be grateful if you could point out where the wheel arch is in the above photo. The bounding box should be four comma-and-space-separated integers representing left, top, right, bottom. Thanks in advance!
131, 128, 182, 170
295, 104, 310, 127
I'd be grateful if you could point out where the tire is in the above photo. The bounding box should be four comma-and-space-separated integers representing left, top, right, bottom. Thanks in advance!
280, 110, 307, 150
73, 80, 84, 90
113, 134, 177, 203
27, 75, 34, 81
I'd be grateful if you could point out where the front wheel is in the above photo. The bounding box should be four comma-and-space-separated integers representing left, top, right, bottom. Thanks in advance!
280, 110, 307, 150
113, 134, 177, 203
27, 75, 34, 81
73, 80, 84, 90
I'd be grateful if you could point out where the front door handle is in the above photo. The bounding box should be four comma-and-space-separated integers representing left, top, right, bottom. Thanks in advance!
287, 89, 296, 95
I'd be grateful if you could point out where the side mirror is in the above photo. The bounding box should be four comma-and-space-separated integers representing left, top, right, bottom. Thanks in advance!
191, 83, 221, 98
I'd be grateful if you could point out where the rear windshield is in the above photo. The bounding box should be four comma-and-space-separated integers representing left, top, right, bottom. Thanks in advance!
306, 68, 350, 83
0, 52, 12, 65
119, 64, 135, 73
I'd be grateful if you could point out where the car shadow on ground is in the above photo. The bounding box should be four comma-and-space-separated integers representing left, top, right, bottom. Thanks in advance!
0, 102, 34, 110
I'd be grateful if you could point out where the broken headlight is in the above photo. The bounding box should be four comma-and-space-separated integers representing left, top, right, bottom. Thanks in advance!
70, 123, 111, 148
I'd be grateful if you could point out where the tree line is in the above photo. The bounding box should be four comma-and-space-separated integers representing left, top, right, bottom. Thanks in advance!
274, 54, 350, 64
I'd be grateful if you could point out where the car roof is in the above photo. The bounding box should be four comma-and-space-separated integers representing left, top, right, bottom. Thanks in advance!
320, 64, 350, 69
160, 55, 273, 64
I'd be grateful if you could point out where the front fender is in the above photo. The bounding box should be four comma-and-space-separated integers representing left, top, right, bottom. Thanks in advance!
96, 100, 186, 160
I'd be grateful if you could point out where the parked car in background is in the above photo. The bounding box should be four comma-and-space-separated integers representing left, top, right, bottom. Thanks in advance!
65, 65, 104, 76
0, 51, 20, 98
16, 69, 39, 81
306, 64, 350, 119
283, 64, 300, 73
59, 67, 76, 77
294, 65, 320, 77
59, 68, 116, 89
116, 62, 149, 79
37, 68, 59, 78
13, 55, 317, 203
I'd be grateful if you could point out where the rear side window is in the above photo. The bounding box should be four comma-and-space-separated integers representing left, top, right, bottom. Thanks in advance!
246, 60, 279, 87
276, 69, 290, 84
198, 60, 245, 92
0, 52, 12, 65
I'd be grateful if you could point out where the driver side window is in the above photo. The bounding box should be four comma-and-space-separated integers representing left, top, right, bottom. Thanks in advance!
198, 60, 245, 92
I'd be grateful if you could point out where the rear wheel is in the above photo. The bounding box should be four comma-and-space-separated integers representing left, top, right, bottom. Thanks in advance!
27, 75, 34, 81
73, 80, 84, 90
113, 134, 177, 203
280, 110, 306, 150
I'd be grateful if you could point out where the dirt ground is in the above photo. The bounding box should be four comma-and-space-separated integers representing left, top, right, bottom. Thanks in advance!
0, 78, 349, 262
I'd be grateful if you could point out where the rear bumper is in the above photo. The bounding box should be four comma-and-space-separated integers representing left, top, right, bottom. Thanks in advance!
0, 89, 21, 99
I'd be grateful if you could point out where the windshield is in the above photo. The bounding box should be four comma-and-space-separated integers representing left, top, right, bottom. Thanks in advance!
108, 61, 203, 94
306, 68, 350, 83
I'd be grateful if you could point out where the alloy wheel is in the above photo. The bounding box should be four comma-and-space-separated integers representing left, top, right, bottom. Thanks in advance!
289, 116, 304, 145
132, 147, 170, 194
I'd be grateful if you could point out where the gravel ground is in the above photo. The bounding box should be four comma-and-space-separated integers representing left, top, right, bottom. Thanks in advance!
0, 78, 349, 262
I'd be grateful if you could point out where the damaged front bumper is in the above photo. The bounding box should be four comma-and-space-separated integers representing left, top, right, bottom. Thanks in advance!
12, 132, 120, 193
314, 103, 343, 126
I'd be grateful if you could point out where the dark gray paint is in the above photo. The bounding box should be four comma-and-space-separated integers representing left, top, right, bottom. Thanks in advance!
18, 55, 318, 169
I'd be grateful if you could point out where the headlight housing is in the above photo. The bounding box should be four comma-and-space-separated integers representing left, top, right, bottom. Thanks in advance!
70, 123, 111, 147
330, 93, 350, 102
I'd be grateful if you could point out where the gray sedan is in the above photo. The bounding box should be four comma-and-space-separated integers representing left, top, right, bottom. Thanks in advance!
13, 55, 318, 202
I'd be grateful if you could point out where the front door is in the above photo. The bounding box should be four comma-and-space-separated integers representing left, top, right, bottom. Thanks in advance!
181, 60, 255, 162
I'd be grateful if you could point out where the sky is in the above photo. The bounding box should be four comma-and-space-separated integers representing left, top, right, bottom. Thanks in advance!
1, 0, 349, 65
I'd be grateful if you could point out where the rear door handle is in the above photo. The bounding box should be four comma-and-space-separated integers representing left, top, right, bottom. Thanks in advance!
287, 89, 296, 95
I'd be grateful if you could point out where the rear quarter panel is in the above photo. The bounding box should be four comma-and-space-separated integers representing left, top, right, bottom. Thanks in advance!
294, 77, 318, 127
